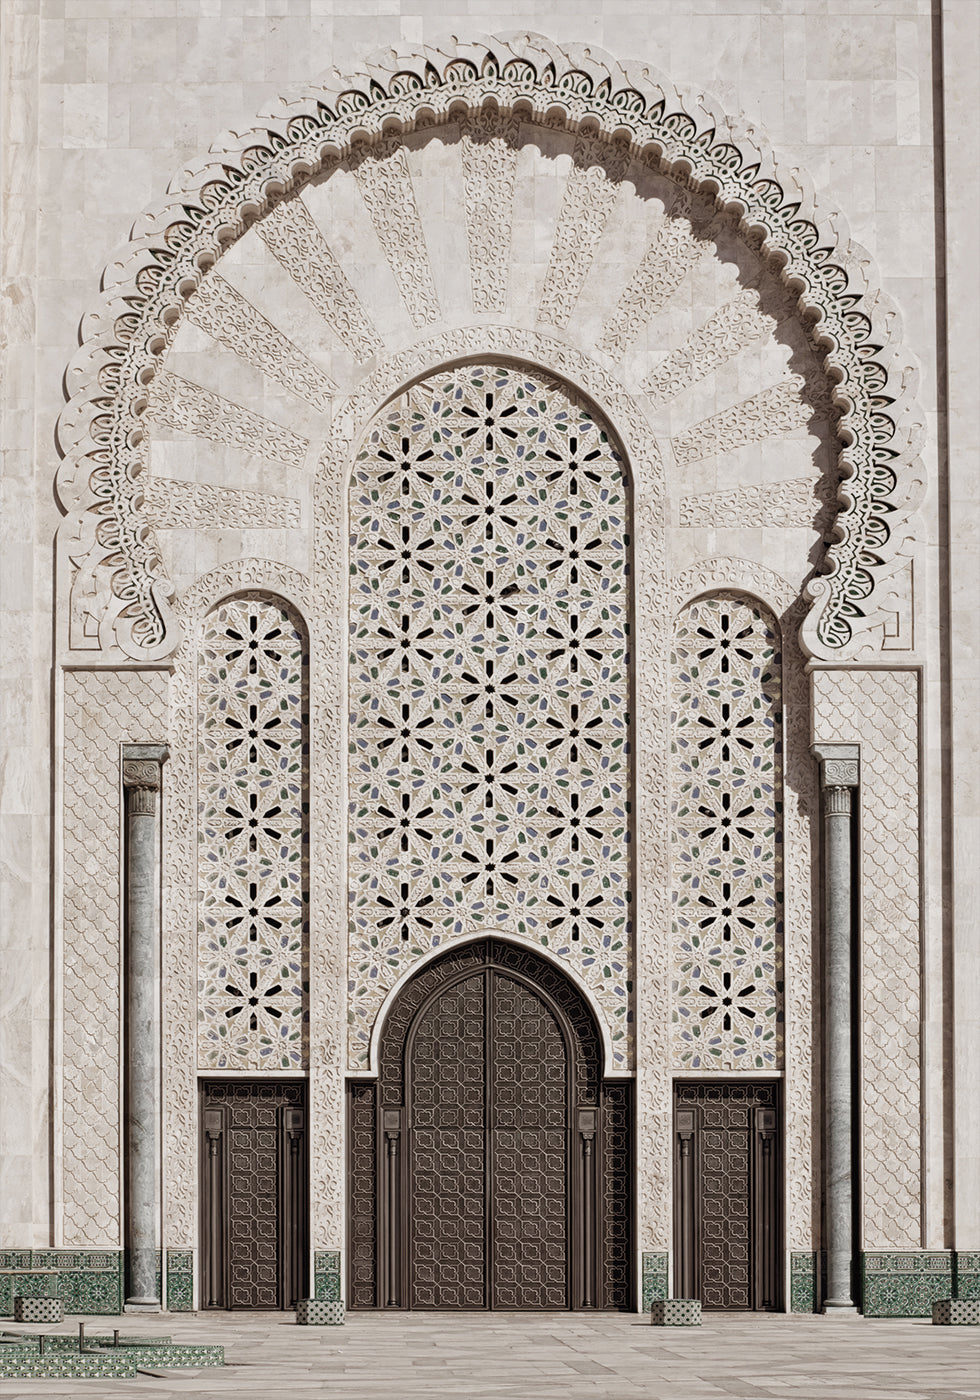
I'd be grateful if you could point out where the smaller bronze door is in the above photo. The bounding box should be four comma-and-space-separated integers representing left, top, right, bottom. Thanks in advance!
673, 1082, 781, 1311
200, 1081, 308, 1309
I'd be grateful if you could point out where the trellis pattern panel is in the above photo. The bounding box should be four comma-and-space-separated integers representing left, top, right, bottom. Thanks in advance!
670, 594, 784, 1069
197, 596, 309, 1069
348, 362, 632, 1067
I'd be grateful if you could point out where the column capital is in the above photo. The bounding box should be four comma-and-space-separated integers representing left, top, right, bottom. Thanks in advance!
122, 744, 169, 795
811, 742, 859, 789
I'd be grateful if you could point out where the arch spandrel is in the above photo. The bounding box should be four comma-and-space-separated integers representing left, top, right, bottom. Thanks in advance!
57, 32, 923, 667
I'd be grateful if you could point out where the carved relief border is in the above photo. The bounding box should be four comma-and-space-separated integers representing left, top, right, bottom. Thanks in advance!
671, 560, 817, 1251
165, 560, 311, 1248
56, 32, 923, 666
315, 325, 672, 1253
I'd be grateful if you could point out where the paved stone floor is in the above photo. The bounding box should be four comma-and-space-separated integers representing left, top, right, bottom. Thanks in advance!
1, 1310, 977, 1399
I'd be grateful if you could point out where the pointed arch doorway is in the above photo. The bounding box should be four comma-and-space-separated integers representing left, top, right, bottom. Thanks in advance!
347, 939, 632, 1310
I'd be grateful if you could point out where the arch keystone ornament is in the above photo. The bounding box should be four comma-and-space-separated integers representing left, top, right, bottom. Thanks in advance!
57, 32, 923, 666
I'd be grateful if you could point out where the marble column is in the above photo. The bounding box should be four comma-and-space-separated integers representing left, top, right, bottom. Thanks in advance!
122, 744, 169, 1310
812, 743, 860, 1314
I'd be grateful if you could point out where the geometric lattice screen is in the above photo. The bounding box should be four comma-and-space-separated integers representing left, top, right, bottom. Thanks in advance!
197, 595, 309, 1069
670, 592, 783, 1070
348, 362, 632, 1069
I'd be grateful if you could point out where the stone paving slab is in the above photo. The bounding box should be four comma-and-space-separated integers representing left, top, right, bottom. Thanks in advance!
0, 1310, 977, 1399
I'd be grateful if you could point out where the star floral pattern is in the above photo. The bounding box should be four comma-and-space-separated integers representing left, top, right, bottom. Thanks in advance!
348, 363, 632, 1067
198, 597, 309, 1068
670, 593, 784, 1069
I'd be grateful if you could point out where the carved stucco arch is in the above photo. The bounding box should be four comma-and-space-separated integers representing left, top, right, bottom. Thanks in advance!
358, 930, 621, 1082
57, 30, 923, 666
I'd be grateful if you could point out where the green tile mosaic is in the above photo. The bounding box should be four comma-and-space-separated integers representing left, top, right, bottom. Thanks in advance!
954, 1251, 980, 1300
861, 1251, 953, 1318
790, 1252, 817, 1313
0, 1269, 60, 1315
641, 1252, 669, 1309
166, 1249, 194, 1311
0, 1253, 32, 1270
0, 1332, 224, 1379
0, 1352, 137, 1380
314, 1250, 341, 1302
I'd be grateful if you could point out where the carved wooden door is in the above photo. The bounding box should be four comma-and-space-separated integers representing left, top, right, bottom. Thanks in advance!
348, 938, 632, 1311
200, 1081, 308, 1309
673, 1082, 781, 1311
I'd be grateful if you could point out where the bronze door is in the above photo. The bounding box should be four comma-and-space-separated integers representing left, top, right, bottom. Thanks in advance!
673, 1082, 781, 1311
348, 938, 631, 1310
200, 1081, 308, 1309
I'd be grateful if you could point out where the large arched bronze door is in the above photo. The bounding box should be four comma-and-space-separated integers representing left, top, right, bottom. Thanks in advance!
348, 939, 631, 1310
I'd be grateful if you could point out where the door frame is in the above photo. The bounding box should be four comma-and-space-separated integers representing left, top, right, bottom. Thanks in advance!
673, 1079, 783, 1311
198, 1079, 309, 1310
347, 937, 633, 1311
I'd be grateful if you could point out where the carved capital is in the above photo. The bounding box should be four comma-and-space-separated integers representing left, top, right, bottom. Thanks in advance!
823, 784, 853, 817
812, 742, 859, 791
122, 744, 169, 814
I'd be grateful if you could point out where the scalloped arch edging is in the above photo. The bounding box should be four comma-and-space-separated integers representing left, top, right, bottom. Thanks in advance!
56, 30, 923, 663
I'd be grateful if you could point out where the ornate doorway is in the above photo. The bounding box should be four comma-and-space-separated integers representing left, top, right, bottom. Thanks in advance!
199, 1081, 308, 1309
673, 1082, 781, 1311
348, 939, 632, 1310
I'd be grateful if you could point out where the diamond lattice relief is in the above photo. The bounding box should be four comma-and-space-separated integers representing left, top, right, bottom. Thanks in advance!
670, 593, 784, 1069
348, 363, 632, 1067
198, 596, 309, 1069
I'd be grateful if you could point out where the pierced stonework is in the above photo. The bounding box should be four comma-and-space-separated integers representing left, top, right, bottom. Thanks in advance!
149, 372, 309, 470
197, 596, 309, 1069
186, 273, 336, 410
347, 361, 632, 1069
670, 593, 784, 1069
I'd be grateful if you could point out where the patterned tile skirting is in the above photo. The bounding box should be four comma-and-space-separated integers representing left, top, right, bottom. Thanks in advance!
861, 1252, 953, 1317
166, 1249, 194, 1311
0, 1335, 224, 1380
313, 1250, 341, 1302
790, 1251, 817, 1313
641, 1252, 669, 1309
954, 1251, 980, 1300
1, 1252, 122, 1316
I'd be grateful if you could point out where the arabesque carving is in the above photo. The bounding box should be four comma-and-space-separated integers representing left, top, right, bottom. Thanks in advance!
142, 477, 301, 530
149, 372, 309, 469
186, 272, 336, 409
55, 33, 923, 663
256, 193, 383, 361
643, 288, 771, 405
671, 375, 834, 468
